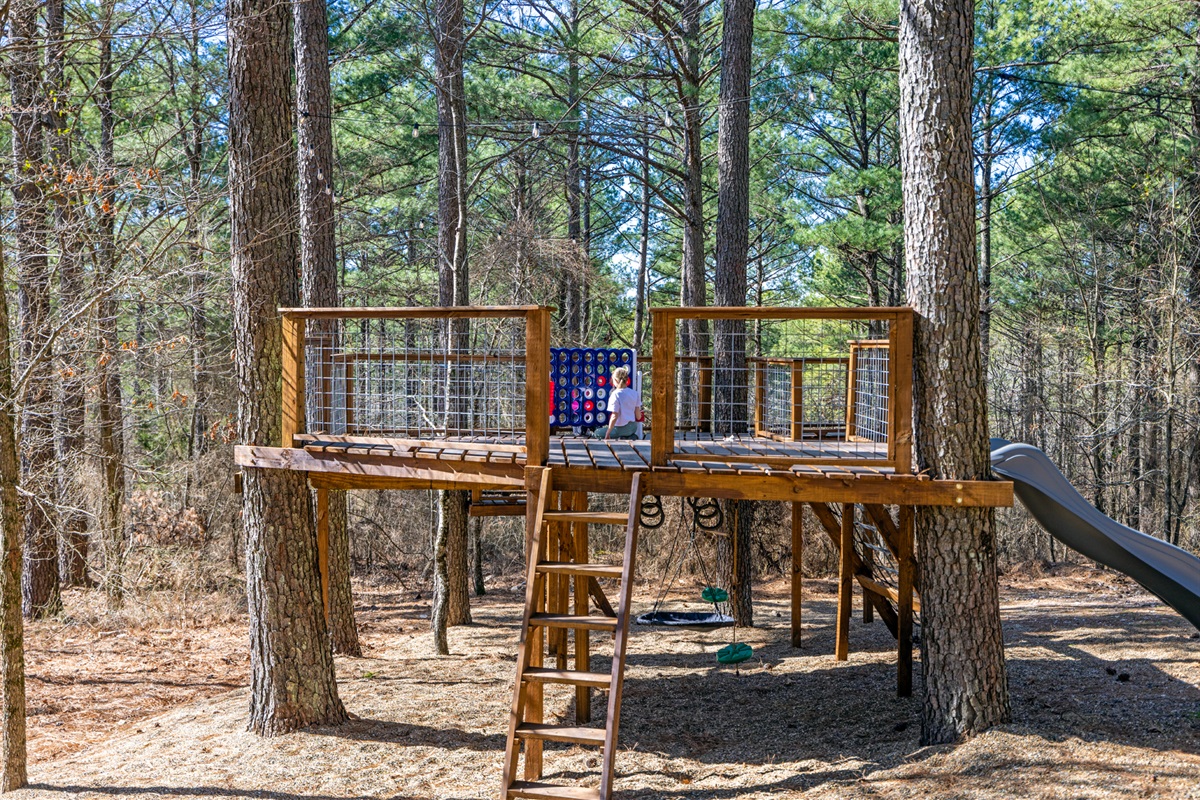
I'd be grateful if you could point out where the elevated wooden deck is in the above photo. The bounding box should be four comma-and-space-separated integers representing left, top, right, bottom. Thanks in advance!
234, 432, 1011, 506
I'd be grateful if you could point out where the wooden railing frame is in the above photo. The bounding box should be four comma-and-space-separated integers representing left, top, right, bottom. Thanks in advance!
278, 306, 554, 465
649, 307, 916, 473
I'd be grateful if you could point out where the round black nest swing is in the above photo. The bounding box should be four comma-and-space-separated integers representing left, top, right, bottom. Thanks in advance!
634, 610, 734, 631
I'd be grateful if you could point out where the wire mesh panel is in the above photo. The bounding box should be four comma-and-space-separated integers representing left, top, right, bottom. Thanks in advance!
849, 342, 890, 444
754, 358, 850, 440
656, 308, 911, 468
298, 312, 531, 441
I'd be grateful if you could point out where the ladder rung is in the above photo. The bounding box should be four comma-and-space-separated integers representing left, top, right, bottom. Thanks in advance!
523, 667, 611, 688
529, 613, 618, 631
515, 723, 606, 746
535, 562, 623, 578
542, 511, 628, 525
507, 781, 601, 800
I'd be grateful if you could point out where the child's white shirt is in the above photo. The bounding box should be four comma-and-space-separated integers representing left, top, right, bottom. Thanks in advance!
607, 386, 639, 427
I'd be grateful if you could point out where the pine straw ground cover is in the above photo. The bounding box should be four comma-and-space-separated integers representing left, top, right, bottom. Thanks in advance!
18, 568, 1200, 800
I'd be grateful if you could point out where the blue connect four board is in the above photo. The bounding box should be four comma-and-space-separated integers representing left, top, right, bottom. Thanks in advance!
550, 348, 636, 429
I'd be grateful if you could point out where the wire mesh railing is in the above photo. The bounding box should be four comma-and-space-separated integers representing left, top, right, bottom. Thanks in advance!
650, 307, 913, 471
279, 307, 551, 462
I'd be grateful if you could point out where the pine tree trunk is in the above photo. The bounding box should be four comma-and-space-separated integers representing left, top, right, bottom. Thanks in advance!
184, 0, 210, 474
471, 517, 485, 596
898, 0, 1011, 744
0, 206, 30, 792
295, 0, 361, 658
96, 3, 127, 611
10, 0, 60, 619
48, 0, 90, 589
713, 0, 755, 625
677, 0, 708, 428
432, 0, 472, 649
229, 0, 347, 733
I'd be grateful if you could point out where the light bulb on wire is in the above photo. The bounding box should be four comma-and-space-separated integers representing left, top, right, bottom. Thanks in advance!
412, 123, 419, 138
531, 122, 541, 138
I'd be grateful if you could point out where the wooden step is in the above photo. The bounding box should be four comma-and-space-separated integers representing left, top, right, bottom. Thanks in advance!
515, 723, 606, 746
522, 667, 610, 688
542, 511, 628, 525
507, 780, 601, 800
529, 613, 618, 631
535, 562, 623, 578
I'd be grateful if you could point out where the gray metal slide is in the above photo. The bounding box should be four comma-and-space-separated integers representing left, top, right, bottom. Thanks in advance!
990, 439, 1200, 632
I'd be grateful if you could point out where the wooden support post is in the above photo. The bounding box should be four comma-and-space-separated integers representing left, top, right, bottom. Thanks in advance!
791, 360, 804, 442
344, 361, 356, 432
897, 505, 915, 697
890, 310, 914, 474
650, 310, 676, 466
523, 470, 548, 781
316, 486, 330, 623
571, 491, 591, 724
862, 544, 875, 624
845, 343, 858, 441
524, 309, 551, 467
698, 359, 712, 434
791, 502, 803, 648
835, 503, 854, 661
547, 492, 565, 663
554, 494, 570, 669
281, 313, 306, 447
754, 360, 767, 436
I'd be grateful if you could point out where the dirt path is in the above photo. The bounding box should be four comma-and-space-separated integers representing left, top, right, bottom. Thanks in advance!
18, 569, 1200, 799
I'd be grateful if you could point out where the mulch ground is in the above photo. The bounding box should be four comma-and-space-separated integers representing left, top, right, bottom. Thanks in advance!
18, 566, 1200, 799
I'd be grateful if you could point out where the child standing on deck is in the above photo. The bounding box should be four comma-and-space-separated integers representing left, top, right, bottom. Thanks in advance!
597, 366, 642, 439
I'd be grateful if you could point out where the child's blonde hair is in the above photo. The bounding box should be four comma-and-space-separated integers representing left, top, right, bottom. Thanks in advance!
612, 366, 630, 386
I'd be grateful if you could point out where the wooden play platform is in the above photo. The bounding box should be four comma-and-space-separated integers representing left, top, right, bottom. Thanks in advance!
234, 304, 1012, 800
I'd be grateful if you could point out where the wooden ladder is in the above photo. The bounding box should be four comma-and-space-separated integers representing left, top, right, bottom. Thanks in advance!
500, 468, 645, 800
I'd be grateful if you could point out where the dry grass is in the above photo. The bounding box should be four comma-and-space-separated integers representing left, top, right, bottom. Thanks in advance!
17, 567, 1200, 799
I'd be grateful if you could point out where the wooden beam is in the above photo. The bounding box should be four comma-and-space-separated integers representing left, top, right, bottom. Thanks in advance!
845, 343, 859, 441
890, 309, 915, 474
791, 361, 804, 442
644, 471, 1012, 507
897, 505, 915, 697
791, 502, 803, 648
295, 433, 527, 454
652, 306, 912, 321
650, 311, 676, 466
524, 308, 550, 467
278, 305, 546, 319
835, 503, 854, 661
281, 314, 306, 446
520, 467, 552, 782
468, 503, 527, 517
570, 491, 591, 724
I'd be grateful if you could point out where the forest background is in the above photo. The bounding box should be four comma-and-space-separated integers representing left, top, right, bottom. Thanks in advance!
1, 0, 1198, 623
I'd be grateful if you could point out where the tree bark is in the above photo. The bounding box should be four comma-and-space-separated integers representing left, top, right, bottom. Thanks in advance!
898, 0, 1010, 744
47, 0, 89, 589
229, 0, 347, 733
432, 0, 472, 645
295, 0, 361, 658
0, 197, 30, 793
714, 0, 755, 626
10, 0, 60, 619
677, 0, 708, 428
471, 517, 485, 596
96, 0, 127, 612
